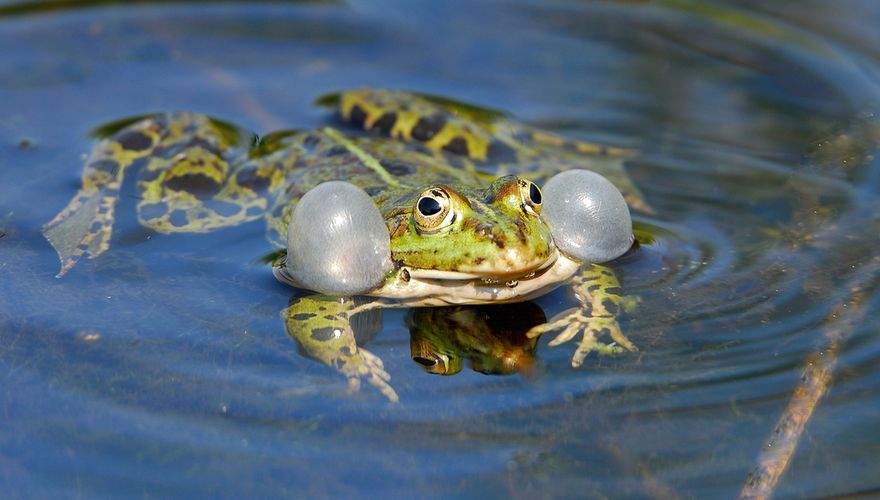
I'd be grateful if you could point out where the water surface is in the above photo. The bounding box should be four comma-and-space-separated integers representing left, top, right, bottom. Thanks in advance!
2, 1, 879, 497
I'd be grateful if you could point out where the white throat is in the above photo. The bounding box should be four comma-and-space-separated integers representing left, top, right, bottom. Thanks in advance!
368, 251, 581, 306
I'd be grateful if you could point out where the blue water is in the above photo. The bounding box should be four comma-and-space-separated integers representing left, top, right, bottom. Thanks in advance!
2, 1, 879, 497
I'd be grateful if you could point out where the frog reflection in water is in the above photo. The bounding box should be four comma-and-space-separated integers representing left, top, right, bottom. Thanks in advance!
408, 302, 546, 377
44, 89, 646, 401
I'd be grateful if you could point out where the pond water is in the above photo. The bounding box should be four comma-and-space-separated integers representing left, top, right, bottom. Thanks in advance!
2, 1, 880, 497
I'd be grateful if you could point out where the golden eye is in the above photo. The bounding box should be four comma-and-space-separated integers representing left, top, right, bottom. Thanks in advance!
519, 179, 542, 215
414, 188, 454, 230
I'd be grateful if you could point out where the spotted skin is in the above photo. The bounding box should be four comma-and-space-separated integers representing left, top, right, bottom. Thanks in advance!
283, 295, 398, 401
134, 113, 280, 234
340, 89, 502, 162
340, 88, 651, 213
527, 264, 639, 367
44, 118, 163, 277
45, 89, 644, 399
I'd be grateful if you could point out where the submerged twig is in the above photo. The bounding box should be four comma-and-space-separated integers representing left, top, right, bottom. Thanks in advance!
741, 116, 880, 499
739, 256, 879, 499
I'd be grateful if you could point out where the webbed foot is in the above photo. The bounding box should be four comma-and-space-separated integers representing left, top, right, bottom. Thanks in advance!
44, 118, 164, 276
527, 307, 636, 367
43, 187, 118, 277
340, 346, 398, 402
527, 263, 637, 367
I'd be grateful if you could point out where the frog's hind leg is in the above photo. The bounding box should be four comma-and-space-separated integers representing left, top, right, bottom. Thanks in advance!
44, 112, 274, 276
337, 88, 501, 164
44, 117, 166, 277
336, 89, 639, 163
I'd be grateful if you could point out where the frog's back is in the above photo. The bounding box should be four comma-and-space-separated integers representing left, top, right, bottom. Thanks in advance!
259, 128, 489, 246
258, 89, 649, 245
334, 88, 650, 213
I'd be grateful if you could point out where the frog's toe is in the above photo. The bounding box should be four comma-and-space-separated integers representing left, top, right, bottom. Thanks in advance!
607, 319, 638, 353
525, 307, 578, 339
547, 318, 582, 347
570, 319, 629, 368
362, 351, 398, 402
345, 373, 362, 394
620, 295, 642, 314
572, 340, 623, 368
343, 347, 399, 402
528, 308, 637, 367
369, 374, 398, 403
360, 349, 392, 383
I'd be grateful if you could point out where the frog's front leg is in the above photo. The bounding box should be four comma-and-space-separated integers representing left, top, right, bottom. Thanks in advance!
527, 263, 637, 367
283, 295, 398, 402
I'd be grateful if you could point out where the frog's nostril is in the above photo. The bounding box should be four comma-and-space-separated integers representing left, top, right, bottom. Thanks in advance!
475, 223, 494, 237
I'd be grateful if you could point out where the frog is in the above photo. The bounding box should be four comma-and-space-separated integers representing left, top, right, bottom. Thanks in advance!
43, 88, 647, 401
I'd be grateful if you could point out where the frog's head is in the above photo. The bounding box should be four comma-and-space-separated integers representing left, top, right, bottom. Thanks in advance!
274, 170, 633, 303
387, 176, 555, 281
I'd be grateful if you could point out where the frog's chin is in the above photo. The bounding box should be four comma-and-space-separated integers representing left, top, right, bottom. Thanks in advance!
367, 250, 582, 306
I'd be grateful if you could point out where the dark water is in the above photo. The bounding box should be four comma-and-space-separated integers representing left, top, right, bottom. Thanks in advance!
2, 1, 880, 497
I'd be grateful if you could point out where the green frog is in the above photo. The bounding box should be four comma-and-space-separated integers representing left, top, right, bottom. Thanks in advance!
44, 89, 646, 401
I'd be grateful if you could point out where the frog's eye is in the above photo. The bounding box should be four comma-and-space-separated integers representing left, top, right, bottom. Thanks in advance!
414, 188, 454, 231
519, 179, 543, 215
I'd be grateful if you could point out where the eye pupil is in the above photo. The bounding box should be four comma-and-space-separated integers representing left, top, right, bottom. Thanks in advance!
529, 183, 542, 204
418, 197, 443, 216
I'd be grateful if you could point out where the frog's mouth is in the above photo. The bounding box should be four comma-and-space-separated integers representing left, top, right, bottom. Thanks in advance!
402, 250, 559, 282
371, 249, 582, 306
273, 246, 582, 306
